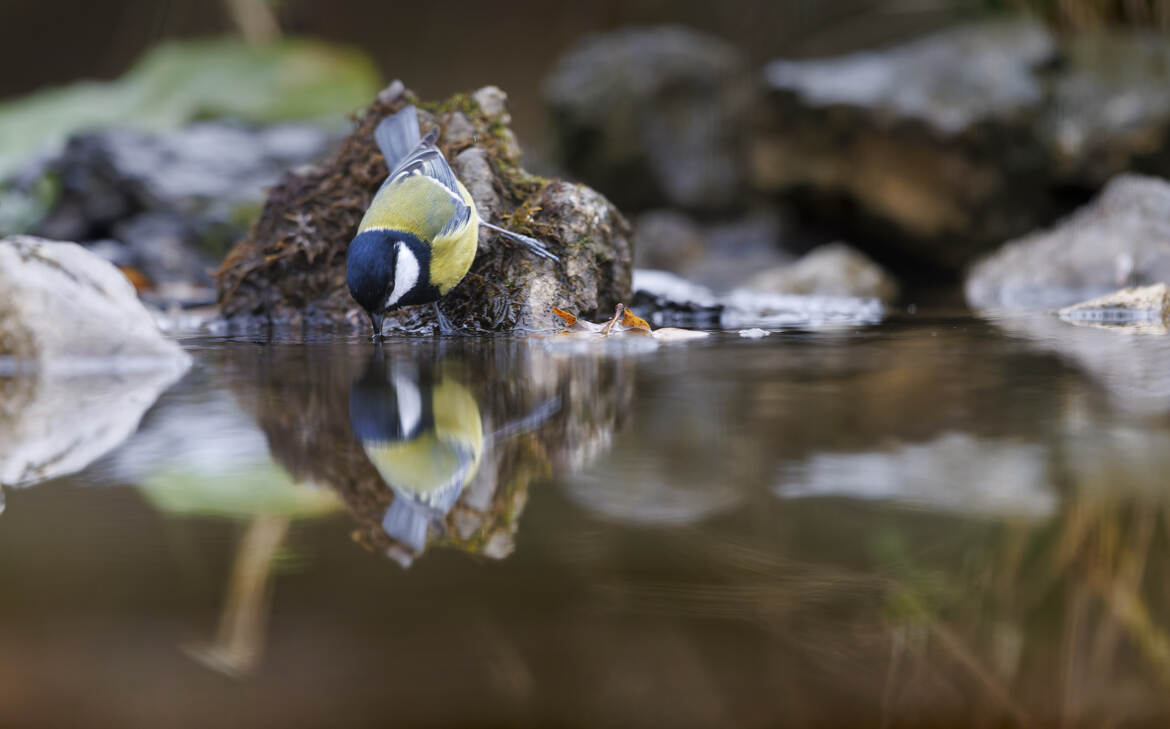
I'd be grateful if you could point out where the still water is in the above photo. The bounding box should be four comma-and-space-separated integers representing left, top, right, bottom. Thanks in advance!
3, 312, 1170, 728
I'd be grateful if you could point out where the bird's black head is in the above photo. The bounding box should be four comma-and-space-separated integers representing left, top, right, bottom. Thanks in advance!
346, 229, 398, 319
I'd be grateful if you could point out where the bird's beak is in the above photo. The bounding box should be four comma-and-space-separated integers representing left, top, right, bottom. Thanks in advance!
369, 311, 386, 342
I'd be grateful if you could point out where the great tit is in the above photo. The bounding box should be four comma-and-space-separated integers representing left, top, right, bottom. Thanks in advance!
348, 354, 484, 553
345, 105, 559, 339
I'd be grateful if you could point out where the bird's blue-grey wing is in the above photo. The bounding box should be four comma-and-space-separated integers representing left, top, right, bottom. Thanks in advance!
386, 130, 472, 236
373, 105, 422, 171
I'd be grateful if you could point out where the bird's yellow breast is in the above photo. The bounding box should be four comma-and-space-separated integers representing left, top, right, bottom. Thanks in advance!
358, 176, 480, 295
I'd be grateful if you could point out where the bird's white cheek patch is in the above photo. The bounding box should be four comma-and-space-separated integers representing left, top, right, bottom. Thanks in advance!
386, 241, 420, 307
392, 374, 423, 437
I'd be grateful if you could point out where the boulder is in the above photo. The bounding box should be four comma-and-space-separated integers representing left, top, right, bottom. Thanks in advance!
0, 236, 189, 488
742, 242, 899, 303
632, 207, 791, 291
1059, 283, 1170, 327
216, 83, 633, 333
544, 26, 750, 213
631, 268, 884, 329
965, 175, 1170, 309
753, 21, 1170, 273
0, 236, 190, 370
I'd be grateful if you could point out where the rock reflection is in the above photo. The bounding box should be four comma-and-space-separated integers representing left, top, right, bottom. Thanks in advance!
0, 366, 186, 492
230, 340, 632, 565
776, 431, 1055, 518
987, 311, 1170, 416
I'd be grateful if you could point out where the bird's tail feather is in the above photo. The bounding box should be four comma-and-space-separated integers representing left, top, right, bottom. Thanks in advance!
374, 106, 422, 170
381, 496, 429, 553
481, 221, 560, 262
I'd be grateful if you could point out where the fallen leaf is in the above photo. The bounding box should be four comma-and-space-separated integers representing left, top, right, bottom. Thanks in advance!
551, 304, 709, 341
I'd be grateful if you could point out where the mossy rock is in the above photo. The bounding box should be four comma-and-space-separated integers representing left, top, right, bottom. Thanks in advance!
216, 82, 633, 333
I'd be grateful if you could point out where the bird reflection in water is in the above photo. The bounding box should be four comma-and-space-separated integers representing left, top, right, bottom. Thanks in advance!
348, 349, 557, 565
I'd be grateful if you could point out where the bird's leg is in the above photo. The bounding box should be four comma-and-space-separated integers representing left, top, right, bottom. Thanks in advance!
368, 311, 385, 342
432, 302, 458, 336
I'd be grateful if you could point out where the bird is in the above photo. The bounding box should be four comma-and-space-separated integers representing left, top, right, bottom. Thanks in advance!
345, 105, 559, 339
348, 352, 485, 554
347, 348, 561, 562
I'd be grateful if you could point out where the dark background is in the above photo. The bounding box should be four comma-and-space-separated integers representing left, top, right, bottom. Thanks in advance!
0, 0, 962, 149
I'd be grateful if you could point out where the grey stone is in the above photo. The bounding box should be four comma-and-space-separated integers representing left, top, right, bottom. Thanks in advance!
544, 26, 750, 213
753, 21, 1170, 272
743, 242, 899, 303
440, 112, 477, 148
1058, 283, 1170, 326
632, 208, 790, 291
966, 174, 1170, 310
631, 268, 884, 329
33, 120, 343, 286
471, 86, 510, 122
0, 235, 191, 371
451, 147, 501, 222
633, 209, 708, 272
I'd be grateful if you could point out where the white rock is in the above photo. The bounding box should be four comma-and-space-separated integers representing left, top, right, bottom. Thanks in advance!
0, 236, 190, 488
0, 236, 190, 372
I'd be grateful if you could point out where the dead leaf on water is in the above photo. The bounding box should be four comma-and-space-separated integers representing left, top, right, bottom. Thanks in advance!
550, 304, 709, 341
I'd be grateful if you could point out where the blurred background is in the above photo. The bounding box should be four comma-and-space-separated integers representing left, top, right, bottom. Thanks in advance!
0, 0, 965, 153
7, 0, 1170, 311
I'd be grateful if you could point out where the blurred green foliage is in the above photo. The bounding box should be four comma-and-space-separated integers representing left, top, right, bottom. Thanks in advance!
0, 36, 380, 178
139, 462, 340, 519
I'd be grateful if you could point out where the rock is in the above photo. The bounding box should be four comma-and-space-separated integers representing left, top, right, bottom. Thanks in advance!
633, 210, 709, 272
217, 83, 633, 333
742, 242, 899, 303
753, 21, 1170, 273
1058, 283, 1170, 326
31, 121, 344, 288
544, 26, 750, 213
1045, 32, 1170, 188
965, 175, 1170, 309
0, 236, 190, 371
631, 268, 884, 329
633, 207, 791, 291
754, 21, 1055, 271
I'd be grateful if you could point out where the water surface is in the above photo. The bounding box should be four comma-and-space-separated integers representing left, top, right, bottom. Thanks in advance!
3, 313, 1170, 728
